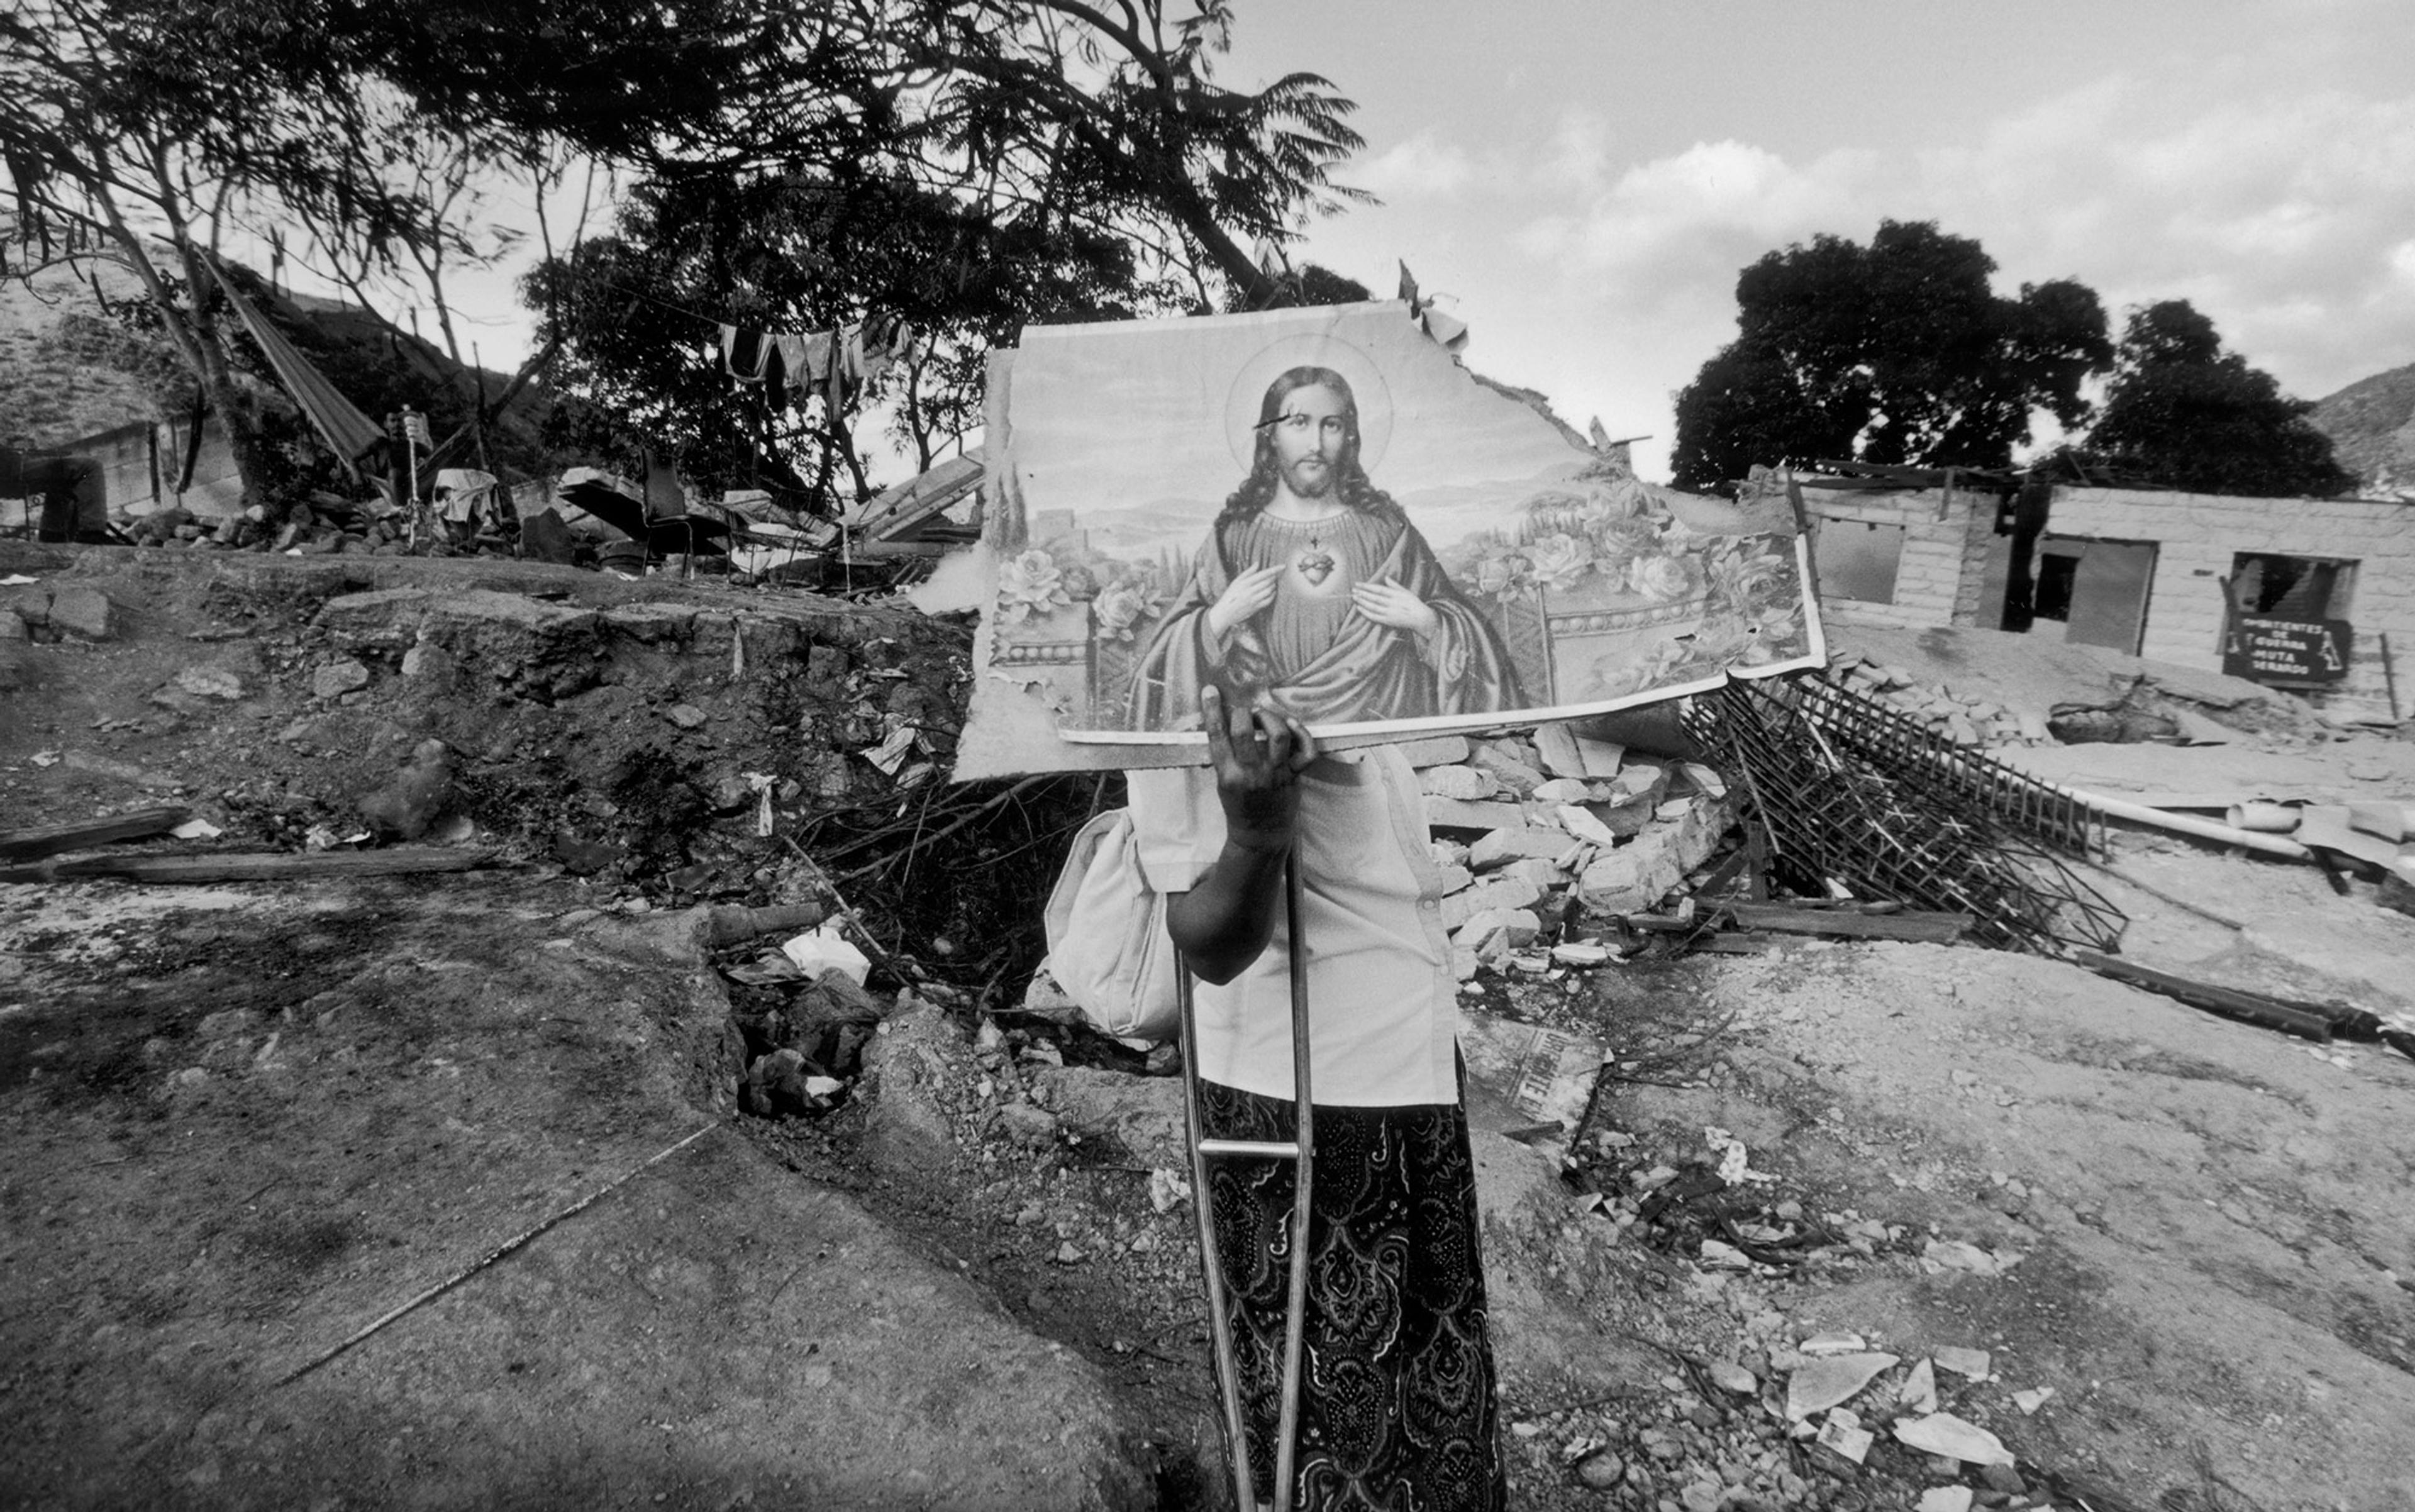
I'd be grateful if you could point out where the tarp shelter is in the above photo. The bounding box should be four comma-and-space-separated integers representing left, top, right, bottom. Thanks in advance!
201, 255, 385, 479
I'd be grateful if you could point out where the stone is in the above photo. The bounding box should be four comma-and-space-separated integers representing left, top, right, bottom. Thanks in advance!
1530, 777, 1594, 804
1916, 1489, 1974, 1512
1932, 1346, 1992, 1380
1424, 796, 1524, 835
1503, 857, 1562, 891
1785, 1353, 1899, 1420
313, 659, 372, 700
993, 1102, 1060, 1152
0, 609, 25, 641
667, 703, 709, 730
1456, 908, 1540, 958
1584, 796, 1657, 839
1418, 764, 1500, 801
357, 739, 454, 842
1434, 864, 1475, 896
401, 641, 459, 681
1708, 1360, 1759, 1395
1611, 759, 1670, 806
173, 665, 245, 700
1575, 735, 1624, 778
1467, 826, 1565, 870
47, 586, 113, 640
1575, 1450, 1624, 1489
1891, 1411, 2013, 1467
1577, 842, 1682, 914
1558, 804, 1624, 847
1532, 721, 1589, 778
1976, 1463, 2026, 1496
1469, 743, 1545, 796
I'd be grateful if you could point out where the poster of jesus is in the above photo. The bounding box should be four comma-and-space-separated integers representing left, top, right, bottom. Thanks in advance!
972, 301, 1821, 759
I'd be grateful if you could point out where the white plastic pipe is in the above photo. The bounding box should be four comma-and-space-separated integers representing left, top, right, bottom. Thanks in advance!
2063, 786, 2314, 861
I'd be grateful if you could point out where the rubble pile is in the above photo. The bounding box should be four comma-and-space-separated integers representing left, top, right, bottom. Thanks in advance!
1823, 652, 2051, 750
1410, 726, 1735, 974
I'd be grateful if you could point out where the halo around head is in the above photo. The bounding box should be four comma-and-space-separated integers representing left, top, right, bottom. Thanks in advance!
1223, 332, 1394, 475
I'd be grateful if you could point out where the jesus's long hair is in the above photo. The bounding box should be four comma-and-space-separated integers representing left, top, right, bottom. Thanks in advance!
1215, 367, 1406, 531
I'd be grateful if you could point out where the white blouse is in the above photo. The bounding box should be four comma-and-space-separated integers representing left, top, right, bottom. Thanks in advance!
1125, 745, 1462, 1106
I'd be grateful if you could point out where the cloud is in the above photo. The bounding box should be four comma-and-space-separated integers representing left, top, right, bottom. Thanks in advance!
1489, 67, 2415, 477
1347, 129, 1474, 199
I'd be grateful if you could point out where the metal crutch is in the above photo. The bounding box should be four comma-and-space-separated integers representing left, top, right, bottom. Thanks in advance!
1179, 841, 1314, 1512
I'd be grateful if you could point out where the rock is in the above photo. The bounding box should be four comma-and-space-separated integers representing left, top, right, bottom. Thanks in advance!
0, 609, 25, 641
552, 830, 626, 875
1469, 743, 1546, 796
1917, 1489, 1974, 1512
1708, 1360, 1759, 1395
1933, 1346, 1992, 1380
1892, 1411, 2013, 1467
1426, 796, 1525, 835
1577, 842, 1682, 914
1977, 1463, 2026, 1496
48, 586, 113, 640
173, 665, 245, 700
1582, 795, 1657, 839
993, 1102, 1060, 1152
1533, 721, 1589, 779
313, 659, 371, 700
1558, 804, 1624, 847
667, 703, 708, 730
357, 739, 454, 842
1467, 826, 1570, 870
1456, 908, 1540, 959
401, 640, 458, 682
1785, 1353, 1899, 1420
1418, 764, 1500, 801
1576, 1450, 1624, 1489
1529, 777, 1594, 804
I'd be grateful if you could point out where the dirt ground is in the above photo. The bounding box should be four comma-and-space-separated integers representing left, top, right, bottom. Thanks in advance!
4, 542, 2414, 1511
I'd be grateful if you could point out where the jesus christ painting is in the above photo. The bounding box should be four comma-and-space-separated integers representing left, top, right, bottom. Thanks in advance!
1127, 365, 1525, 730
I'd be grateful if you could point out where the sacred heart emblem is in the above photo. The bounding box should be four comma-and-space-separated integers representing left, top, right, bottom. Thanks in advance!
1296, 548, 1336, 587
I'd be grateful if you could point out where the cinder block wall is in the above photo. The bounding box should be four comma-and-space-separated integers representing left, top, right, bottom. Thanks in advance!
2050, 487, 2415, 720
1804, 487, 1995, 631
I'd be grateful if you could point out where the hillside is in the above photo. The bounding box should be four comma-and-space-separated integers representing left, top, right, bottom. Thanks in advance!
0, 261, 174, 447
2309, 359, 2415, 496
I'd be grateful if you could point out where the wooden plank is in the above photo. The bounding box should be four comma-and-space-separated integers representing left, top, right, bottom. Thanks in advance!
0, 806, 192, 861
0, 847, 497, 885
1723, 901, 1972, 943
2072, 950, 2332, 1042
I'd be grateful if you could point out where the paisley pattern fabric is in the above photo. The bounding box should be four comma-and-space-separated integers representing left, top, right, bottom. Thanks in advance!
1197, 1078, 1506, 1511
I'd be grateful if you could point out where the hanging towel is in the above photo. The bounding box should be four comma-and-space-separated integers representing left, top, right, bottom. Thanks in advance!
720, 324, 775, 382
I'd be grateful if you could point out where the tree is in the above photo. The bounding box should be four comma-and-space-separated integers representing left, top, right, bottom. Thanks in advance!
521, 1, 1376, 508
2075, 300, 2352, 498
1670, 220, 2111, 492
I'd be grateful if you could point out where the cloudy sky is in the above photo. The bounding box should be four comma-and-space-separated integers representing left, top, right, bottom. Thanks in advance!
1213, 0, 2415, 481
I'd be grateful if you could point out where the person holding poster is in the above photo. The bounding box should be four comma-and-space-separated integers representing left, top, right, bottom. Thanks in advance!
1131, 684, 1505, 1510
1127, 365, 1526, 730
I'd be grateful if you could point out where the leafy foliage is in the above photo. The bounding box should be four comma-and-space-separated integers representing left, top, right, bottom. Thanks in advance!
1670, 221, 2111, 492
2073, 300, 2353, 498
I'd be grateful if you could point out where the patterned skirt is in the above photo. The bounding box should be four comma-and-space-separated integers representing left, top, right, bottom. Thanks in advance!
1196, 1077, 1506, 1512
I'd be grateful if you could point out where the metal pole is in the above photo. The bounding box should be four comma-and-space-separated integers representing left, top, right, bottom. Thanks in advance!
1181, 842, 1316, 1512
1271, 846, 1313, 1512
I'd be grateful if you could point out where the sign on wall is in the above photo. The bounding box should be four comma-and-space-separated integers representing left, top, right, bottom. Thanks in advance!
2222, 614, 2351, 684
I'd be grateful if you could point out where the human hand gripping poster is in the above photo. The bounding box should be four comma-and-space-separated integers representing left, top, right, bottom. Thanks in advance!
960, 301, 1823, 775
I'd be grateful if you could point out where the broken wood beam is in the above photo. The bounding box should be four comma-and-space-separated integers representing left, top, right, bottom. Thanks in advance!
1722, 901, 1970, 942
1626, 901, 1971, 943
2070, 950, 2332, 1042
0, 806, 193, 862
0, 847, 498, 885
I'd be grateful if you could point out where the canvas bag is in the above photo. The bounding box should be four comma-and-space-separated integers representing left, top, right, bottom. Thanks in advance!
1041, 808, 1183, 1043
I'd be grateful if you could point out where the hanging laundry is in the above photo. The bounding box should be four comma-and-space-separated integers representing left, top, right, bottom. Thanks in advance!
719, 324, 776, 384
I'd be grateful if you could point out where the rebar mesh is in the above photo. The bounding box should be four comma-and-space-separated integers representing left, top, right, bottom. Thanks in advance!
1684, 675, 2126, 956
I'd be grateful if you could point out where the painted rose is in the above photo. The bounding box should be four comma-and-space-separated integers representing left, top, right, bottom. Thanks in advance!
1627, 553, 1703, 603
996, 548, 1072, 625
1524, 532, 1592, 593
1092, 582, 1163, 643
